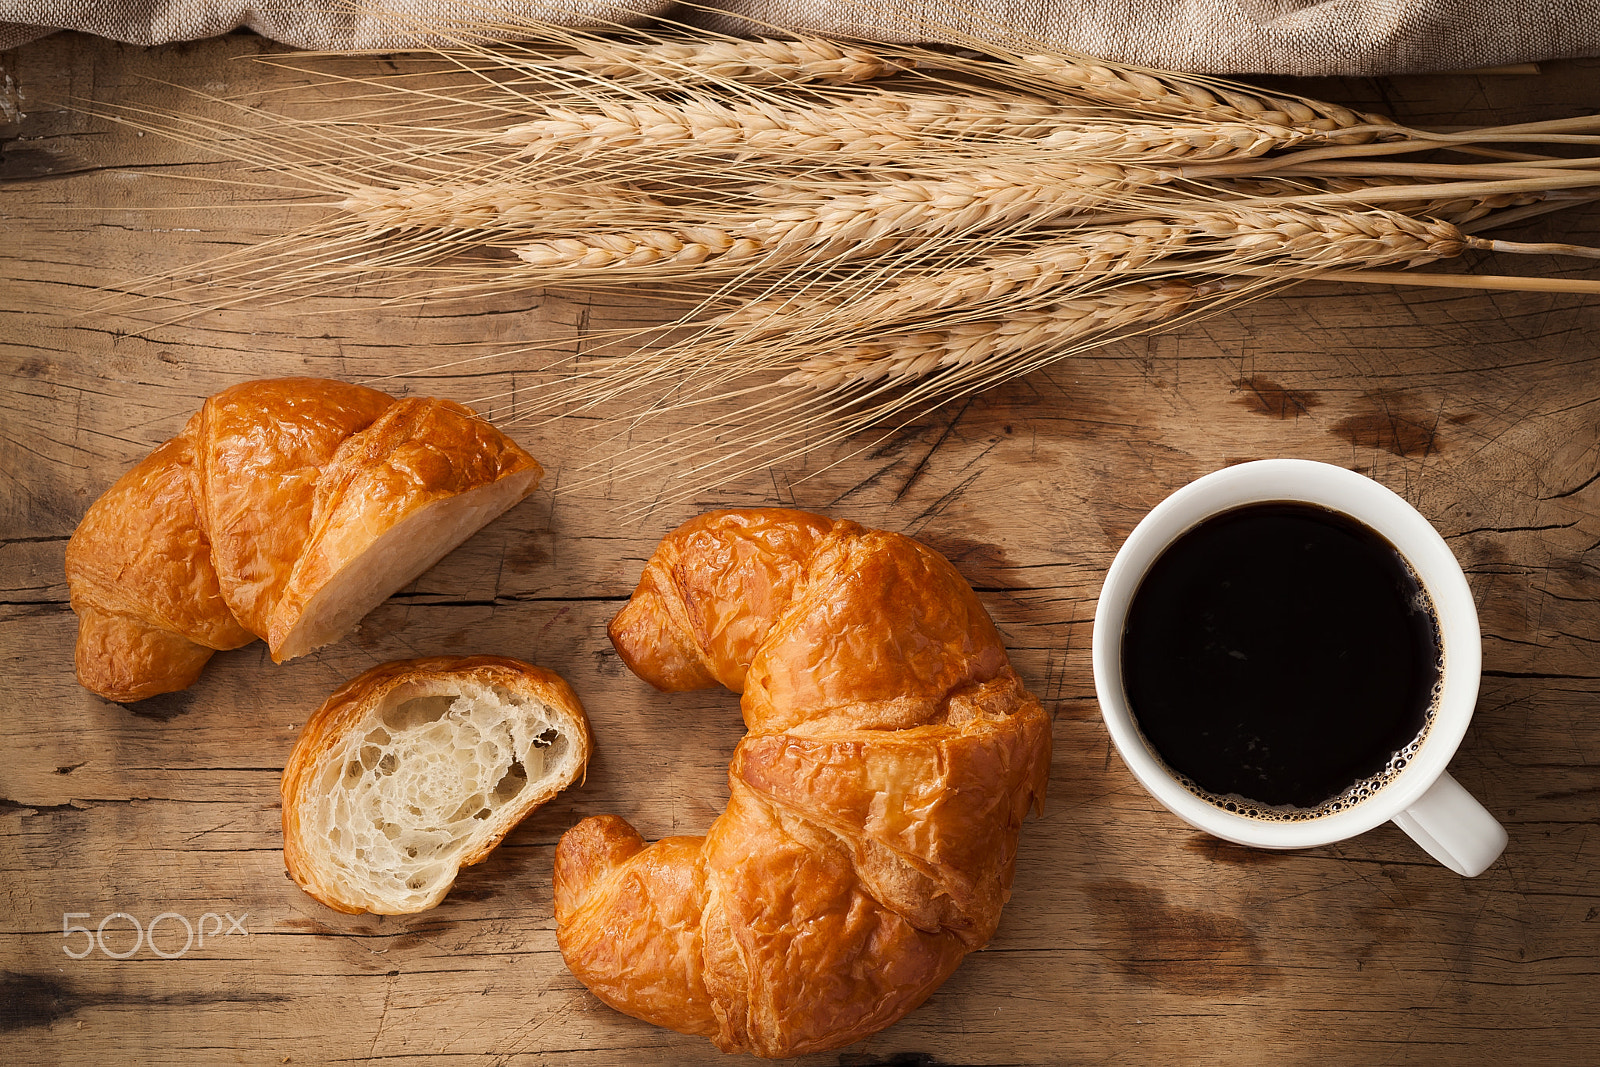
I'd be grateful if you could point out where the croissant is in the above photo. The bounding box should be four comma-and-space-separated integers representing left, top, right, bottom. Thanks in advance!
65, 377, 542, 702
554, 509, 1051, 1058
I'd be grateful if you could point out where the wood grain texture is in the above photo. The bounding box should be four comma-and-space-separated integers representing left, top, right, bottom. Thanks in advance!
3, 30, 1599, 1066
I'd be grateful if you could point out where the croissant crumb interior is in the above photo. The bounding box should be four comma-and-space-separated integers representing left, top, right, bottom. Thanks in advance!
312, 683, 565, 899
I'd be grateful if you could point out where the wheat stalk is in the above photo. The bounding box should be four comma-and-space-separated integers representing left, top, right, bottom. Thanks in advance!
544, 33, 910, 85
501, 93, 1336, 163
998, 53, 1396, 140
714, 203, 1474, 344
735, 202, 1483, 395
715, 224, 1190, 336
340, 179, 665, 231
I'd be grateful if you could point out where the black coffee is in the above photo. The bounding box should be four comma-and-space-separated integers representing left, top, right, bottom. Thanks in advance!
1121, 501, 1441, 813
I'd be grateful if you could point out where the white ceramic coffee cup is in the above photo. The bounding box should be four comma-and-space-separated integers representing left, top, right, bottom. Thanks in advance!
1092, 459, 1507, 876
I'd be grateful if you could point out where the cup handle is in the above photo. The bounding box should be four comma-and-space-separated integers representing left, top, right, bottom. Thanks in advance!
1390, 771, 1507, 876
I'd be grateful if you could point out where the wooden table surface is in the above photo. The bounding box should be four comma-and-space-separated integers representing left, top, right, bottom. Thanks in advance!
3, 31, 1599, 1066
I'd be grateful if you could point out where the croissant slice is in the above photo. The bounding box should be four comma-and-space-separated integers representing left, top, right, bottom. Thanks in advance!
194, 377, 396, 638
266, 394, 543, 661
557, 509, 1051, 1058
66, 377, 543, 701
282, 655, 591, 914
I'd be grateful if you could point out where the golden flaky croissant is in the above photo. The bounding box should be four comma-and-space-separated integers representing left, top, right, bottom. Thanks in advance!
65, 378, 542, 702
555, 509, 1052, 1058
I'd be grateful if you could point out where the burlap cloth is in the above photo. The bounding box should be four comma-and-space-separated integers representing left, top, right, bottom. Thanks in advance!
1, 0, 1597, 75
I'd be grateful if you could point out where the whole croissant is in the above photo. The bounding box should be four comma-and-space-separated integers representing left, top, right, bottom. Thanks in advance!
65, 377, 542, 702
555, 509, 1051, 1058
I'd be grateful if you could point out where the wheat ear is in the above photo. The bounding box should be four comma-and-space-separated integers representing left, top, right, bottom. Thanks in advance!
545, 34, 910, 85
502, 93, 1337, 163
717, 224, 1193, 337
1001, 53, 1396, 140
781, 281, 1205, 388
339, 180, 665, 232
512, 162, 1173, 273
1180, 204, 1472, 267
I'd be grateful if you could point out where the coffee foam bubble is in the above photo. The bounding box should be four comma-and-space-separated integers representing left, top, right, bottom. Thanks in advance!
1166, 672, 1445, 823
